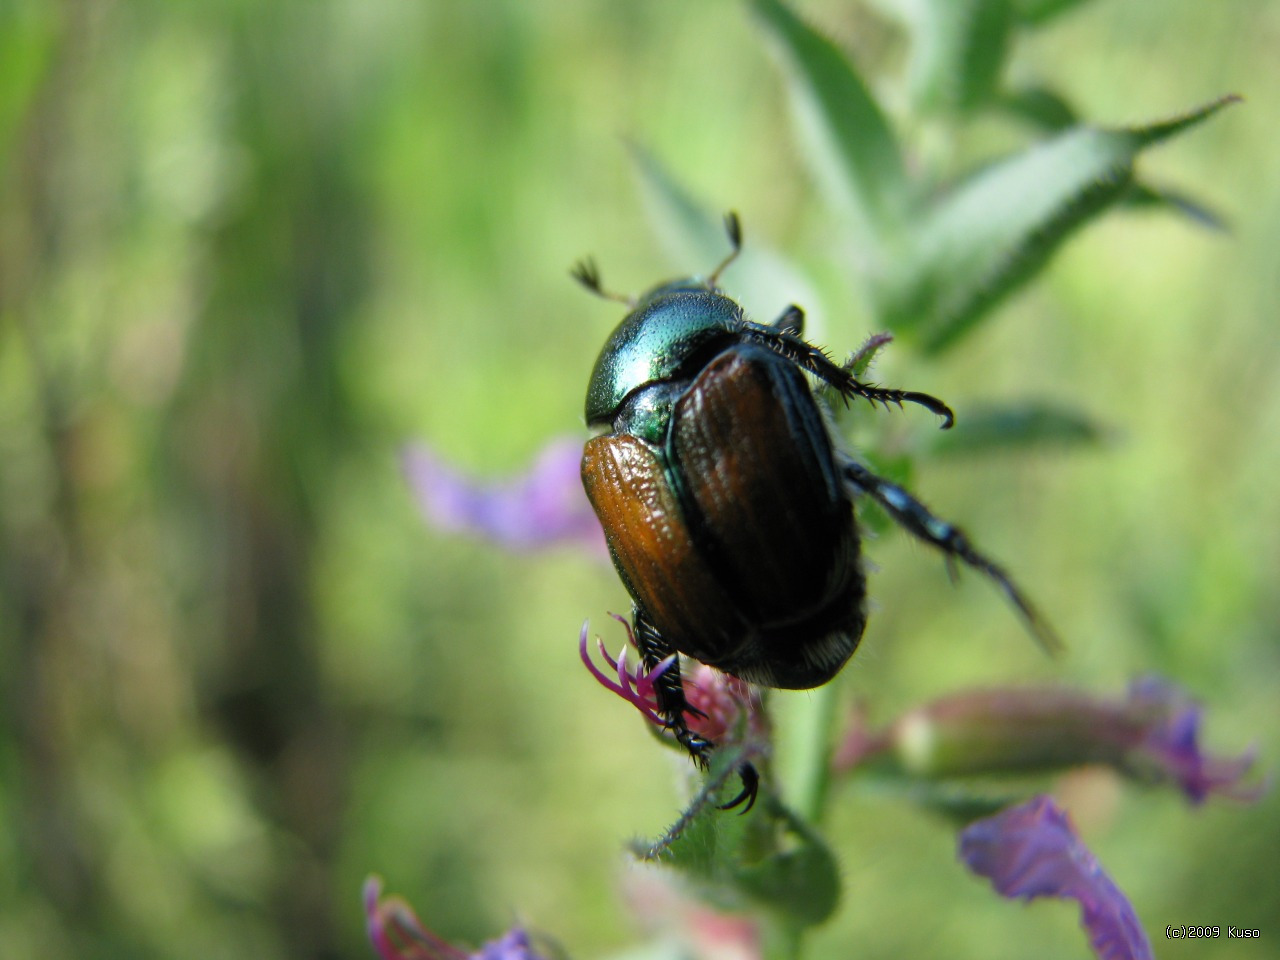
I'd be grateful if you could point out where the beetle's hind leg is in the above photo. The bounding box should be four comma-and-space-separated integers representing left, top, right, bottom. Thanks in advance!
842, 460, 1063, 657
633, 609, 759, 812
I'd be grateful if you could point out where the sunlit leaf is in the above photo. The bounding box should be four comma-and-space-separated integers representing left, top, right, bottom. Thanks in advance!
879, 96, 1239, 353
630, 143, 822, 322
750, 0, 908, 249
999, 93, 1227, 229
881, 0, 1014, 115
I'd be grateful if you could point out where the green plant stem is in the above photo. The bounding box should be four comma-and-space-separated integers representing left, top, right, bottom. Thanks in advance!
779, 682, 840, 826
763, 919, 805, 960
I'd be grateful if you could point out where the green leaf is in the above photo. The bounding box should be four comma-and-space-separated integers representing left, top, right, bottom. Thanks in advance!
926, 401, 1108, 456
630, 143, 822, 322
1011, 0, 1099, 26
998, 94, 1227, 228
890, 0, 1015, 115
879, 95, 1240, 353
734, 802, 841, 927
633, 744, 761, 883
750, 0, 908, 249
999, 85, 1078, 132
851, 774, 1026, 826
635, 749, 840, 927
904, 782, 1027, 826
1122, 181, 1227, 231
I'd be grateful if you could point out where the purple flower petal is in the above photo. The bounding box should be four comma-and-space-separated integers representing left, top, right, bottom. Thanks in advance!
364, 877, 546, 960
364, 876, 468, 960
579, 618, 672, 726
402, 439, 607, 555
579, 617, 766, 746
473, 929, 542, 960
959, 796, 1153, 960
1126, 676, 1263, 805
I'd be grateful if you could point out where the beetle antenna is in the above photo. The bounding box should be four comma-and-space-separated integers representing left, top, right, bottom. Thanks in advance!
706, 211, 743, 288
571, 257, 636, 306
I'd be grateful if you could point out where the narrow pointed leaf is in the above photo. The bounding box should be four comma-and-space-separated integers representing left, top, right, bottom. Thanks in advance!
907, 781, 1026, 825
899, 0, 1014, 115
880, 96, 1239, 353
926, 401, 1108, 456
750, 0, 907, 248
1122, 182, 1227, 231
630, 142, 823, 322
998, 90, 1228, 228
1000, 85, 1078, 132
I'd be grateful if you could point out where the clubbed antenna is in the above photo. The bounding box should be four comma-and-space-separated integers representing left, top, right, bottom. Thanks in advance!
570, 257, 635, 305
706, 211, 743, 288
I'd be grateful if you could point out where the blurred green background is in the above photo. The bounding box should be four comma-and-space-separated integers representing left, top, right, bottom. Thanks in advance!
0, 1, 1276, 957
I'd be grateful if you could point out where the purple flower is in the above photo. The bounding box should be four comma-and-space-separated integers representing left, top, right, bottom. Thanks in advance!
1124, 675, 1262, 804
959, 796, 1152, 960
837, 675, 1261, 804
364, 877, 545, 960
402, 438, 607, 555
580, 616, 764, 744
579, 615, 674, 727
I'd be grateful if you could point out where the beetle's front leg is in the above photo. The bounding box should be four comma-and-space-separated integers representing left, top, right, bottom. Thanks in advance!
842, 460, 1063, 656
741, 318, 955, 428
769, 304, 804, 336
633, 608, 759, 812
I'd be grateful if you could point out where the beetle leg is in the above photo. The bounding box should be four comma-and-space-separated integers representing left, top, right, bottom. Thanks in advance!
633, 608, 759, 812
769, 304, 805, 336
632, 609, 710, 760
739, 323, 956, 429
842, 460, 1064, 657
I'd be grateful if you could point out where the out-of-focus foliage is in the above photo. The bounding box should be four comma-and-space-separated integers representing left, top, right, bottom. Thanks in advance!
0, 2, 1276, 959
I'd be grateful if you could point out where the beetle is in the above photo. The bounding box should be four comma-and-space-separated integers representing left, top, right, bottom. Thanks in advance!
574, 214, 1059, 811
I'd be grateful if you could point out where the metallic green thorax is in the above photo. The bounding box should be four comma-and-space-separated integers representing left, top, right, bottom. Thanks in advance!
584, 284, 744, 426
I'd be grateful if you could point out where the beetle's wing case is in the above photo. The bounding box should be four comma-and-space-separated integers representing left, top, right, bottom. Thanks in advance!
667, 344, 866, 688
581, 434, 744, 655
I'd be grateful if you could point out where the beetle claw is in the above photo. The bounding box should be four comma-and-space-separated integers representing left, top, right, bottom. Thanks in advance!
717, 762, 759, 814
